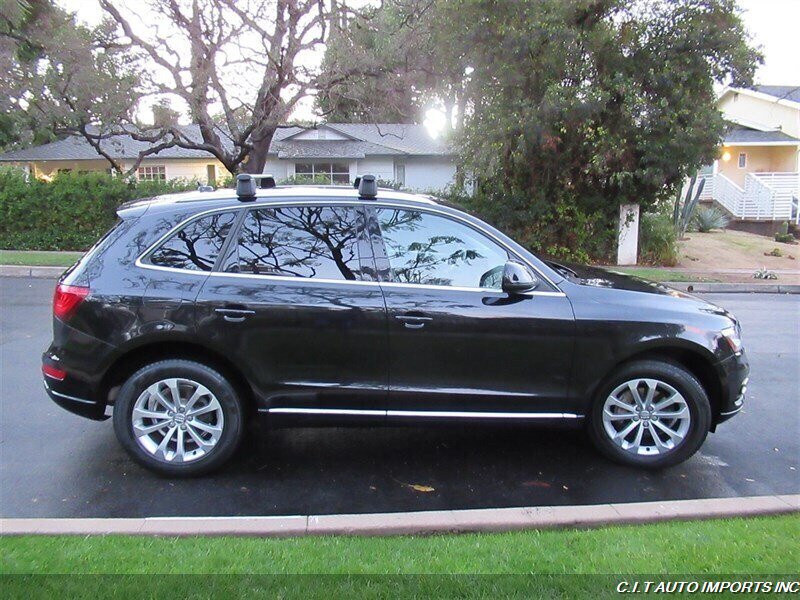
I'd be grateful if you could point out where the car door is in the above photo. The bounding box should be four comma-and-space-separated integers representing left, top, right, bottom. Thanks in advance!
370, 206, 576, 415
194, 203, 388, 414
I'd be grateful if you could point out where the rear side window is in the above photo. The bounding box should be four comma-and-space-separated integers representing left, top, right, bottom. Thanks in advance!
224, 206, 363, 281
147, 211, 237, 271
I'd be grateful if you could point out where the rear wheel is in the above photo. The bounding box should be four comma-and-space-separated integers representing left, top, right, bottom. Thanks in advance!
113, 359, 243, 476
587, 360, 711, 469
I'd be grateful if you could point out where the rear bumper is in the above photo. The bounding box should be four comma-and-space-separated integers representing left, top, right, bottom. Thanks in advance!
42, 349, 108, 421
715, 349, 749, 426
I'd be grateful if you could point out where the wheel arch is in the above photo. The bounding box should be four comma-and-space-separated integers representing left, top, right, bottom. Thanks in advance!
584, 343, 724, 430
100, 340, 257, 417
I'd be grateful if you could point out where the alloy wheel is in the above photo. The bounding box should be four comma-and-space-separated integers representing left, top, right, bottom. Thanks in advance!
131, 377, 224, 463
601, 378, 691, 456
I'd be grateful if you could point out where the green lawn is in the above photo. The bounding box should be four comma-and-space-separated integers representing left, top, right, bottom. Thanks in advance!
0, 250, 83, 267
609, 266, 720, 283
2, 515, 797, 574
2, 516, 796, 597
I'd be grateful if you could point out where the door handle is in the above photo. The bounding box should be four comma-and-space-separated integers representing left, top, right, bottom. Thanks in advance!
395, 315, 433, 330
215, 307, 255, 323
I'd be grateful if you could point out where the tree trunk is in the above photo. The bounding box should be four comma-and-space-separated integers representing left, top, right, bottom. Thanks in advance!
245, 125, 277, 174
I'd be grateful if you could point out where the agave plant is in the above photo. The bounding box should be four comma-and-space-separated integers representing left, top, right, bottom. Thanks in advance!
673, 175, 705, 238
693, 206, 730, 233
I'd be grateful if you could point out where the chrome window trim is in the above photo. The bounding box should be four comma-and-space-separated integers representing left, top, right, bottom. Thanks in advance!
134, 199, 563, 293
262, 407, 581, 419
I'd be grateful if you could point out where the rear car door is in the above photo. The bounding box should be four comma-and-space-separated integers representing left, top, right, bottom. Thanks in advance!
370, 206, 576, 415
194, 203, 388, 414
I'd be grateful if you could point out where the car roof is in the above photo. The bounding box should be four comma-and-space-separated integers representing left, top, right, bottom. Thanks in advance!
119, 185, 440, 218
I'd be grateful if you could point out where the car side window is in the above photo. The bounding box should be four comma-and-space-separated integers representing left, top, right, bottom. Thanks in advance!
224, 206, 365, 281
375, 208, 508, 289
147, 211, 237, 271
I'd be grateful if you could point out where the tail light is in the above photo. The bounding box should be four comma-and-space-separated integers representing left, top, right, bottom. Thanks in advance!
42, 364, 67, 381
53, 284, 89, 321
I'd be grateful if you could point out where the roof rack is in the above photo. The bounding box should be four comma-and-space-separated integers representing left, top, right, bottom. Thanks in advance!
236, 173, 276, 201
356, 174, 377, 199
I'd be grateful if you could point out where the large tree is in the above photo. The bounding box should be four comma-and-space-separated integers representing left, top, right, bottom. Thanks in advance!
0, 0, 138, 156
452, 0, 760, 260
2, 0, 354, 175
317, 0, 468, 130
318, 0, 760, 261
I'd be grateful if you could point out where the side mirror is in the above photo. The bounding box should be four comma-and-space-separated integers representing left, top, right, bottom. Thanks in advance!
502, 261, 539, 294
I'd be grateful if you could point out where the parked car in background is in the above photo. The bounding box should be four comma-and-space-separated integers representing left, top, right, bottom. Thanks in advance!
43, 175, 749, 475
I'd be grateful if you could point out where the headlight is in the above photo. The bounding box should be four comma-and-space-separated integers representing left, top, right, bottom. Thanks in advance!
721, 326, 743, 353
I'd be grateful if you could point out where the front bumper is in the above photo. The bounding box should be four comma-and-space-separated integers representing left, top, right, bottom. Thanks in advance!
715, 348, 749, 425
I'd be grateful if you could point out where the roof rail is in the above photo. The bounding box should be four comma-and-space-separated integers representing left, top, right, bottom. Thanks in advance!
236, 173, 276, 201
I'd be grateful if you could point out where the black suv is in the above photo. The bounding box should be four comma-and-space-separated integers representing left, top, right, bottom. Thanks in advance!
43, 175, 749, 476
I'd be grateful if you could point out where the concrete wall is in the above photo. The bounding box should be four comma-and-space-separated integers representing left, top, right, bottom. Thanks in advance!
402, 156, 457, 192
718, 145, 799, 186
719, 91, 800, 138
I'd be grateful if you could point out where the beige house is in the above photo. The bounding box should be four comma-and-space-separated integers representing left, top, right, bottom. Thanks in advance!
699, 86, 800, 225
0, 129, 227, 184
0, 123, 457, 192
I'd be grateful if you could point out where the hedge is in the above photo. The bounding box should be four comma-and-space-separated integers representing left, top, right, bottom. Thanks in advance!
0, 168, 202, 251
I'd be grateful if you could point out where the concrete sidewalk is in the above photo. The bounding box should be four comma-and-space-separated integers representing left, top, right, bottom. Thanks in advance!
2, 495, 797, 537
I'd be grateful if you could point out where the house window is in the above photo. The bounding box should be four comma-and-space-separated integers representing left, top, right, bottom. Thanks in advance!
138, 165, 166, 181
738, 153, 747, 169
394, 164, 406, 187
294, 162, 350, 185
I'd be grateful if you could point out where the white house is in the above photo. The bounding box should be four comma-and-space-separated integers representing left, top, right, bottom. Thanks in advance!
0, 123, 459, 192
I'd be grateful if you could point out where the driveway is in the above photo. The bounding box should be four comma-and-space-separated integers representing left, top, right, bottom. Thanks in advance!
1, 277, 797, 518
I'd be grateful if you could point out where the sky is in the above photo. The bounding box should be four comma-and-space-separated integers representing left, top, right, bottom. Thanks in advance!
60, 0, 800, 125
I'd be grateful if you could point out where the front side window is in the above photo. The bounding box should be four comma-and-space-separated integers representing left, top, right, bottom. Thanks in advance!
376, 209, 508, 289
147, 211, 237, 271
738, 153, 747, 168
138, 165, 166, 181
226, 206, 363, 281
294, 162, 350, 185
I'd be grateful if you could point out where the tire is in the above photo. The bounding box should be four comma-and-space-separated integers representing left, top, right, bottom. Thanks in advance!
587, 360, 711, 469
113, 359, 244, 476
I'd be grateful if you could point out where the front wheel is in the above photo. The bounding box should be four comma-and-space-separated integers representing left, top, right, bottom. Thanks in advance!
587, 360, 711, 469
113, 359, 243, 476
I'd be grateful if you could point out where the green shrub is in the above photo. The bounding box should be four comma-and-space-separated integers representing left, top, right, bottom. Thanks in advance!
693, 206, 730, 233
639, 212, 678, 266
0, 168, 196, 251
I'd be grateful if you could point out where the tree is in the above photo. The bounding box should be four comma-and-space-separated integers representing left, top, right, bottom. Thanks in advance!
317, 0, 469, 131
96, 0, 334, 174
2, 0, 356, 175
446, 0, 760, 260
0, 0, 137, 155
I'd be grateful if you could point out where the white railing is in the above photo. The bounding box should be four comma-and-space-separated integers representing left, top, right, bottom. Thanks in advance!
697, 173, 715, 200
697, 173, 714, 200
712, 173, 744, 216
703, 171, 799, 221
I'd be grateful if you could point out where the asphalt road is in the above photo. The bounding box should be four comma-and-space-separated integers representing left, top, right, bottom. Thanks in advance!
1, 277, 798, 518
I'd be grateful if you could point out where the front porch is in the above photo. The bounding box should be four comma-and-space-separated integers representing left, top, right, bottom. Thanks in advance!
698, 171, 800, 224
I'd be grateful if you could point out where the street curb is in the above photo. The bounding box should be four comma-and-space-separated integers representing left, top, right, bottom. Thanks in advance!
1, 494, 797, 537
665, 282, 800, 294
0, 265, 65, 278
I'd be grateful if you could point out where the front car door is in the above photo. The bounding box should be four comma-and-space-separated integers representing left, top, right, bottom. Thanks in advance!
194, 202, 388, 416
370, 205, 576, 416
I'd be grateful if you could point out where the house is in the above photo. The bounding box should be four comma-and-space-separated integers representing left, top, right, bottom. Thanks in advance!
698, 85, 800, 229
0, 123, 458, 192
